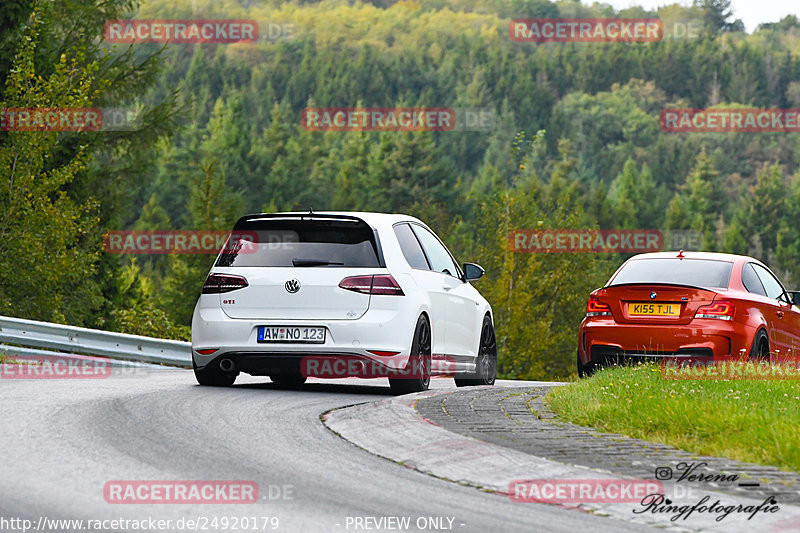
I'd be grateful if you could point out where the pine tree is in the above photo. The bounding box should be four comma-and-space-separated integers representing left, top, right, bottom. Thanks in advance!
745, 162, 786, 254
722, 212, 749, 255
333, 130, 372, 210
610, 159, 660, 229
665, 150, 724, 249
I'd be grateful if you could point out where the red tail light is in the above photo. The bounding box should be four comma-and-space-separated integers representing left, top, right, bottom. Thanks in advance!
195, 349, 218, 355
202, 274, 248, 294
586, 297, 612, 317
370, 275, 405, 295
695, 301, 734, 321
367, 350, 400, 357
339, 275, 405, 296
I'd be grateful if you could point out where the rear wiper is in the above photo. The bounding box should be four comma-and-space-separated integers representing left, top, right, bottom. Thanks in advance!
291, 258, 344, 267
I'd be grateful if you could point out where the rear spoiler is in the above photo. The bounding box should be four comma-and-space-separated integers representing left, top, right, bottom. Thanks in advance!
235, 212, 365, 224
605, 282, 724, 292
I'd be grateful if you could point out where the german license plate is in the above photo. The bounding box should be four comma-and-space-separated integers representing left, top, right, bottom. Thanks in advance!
628, 303, 680, 316
257, 326, 326, 343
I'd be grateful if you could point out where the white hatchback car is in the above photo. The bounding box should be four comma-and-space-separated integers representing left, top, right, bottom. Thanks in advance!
191, 211, 496, 394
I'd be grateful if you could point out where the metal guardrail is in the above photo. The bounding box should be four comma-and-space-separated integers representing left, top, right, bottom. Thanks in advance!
0, 315, 191, 367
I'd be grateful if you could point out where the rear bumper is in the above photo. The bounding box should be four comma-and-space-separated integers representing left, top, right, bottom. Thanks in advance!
195, 351, 458, 379
578, 317, 755, 365
191, 305, 418, 373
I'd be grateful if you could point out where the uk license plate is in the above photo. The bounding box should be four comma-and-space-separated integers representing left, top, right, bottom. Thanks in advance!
257, 326, 326, 343
627, 303, 680, 317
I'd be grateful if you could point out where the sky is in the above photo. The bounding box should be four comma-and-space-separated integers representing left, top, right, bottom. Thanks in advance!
600, 0, 798, 33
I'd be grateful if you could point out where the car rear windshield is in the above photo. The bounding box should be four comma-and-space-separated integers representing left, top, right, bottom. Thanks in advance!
215, 217, 381, 268
609, 258, 733, 289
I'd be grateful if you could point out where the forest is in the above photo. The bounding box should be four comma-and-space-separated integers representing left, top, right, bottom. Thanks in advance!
3, 0, 800, 379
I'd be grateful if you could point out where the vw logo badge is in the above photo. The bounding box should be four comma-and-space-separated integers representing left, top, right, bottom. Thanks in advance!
285, 279, 301, 293
650, 292, 657, 300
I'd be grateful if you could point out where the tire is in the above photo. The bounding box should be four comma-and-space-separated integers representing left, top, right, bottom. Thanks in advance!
193, 359, 237, 387
748, 329, 770, 362
389, 315, 431, 395
270, 374, 308, 387
455, 316, 497, 387
577, 349, 594, 378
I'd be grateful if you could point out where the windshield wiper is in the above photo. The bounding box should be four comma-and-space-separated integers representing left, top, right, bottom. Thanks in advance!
292, 258, 344, 267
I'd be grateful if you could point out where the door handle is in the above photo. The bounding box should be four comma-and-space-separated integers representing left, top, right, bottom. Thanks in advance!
442, 284, 452, 291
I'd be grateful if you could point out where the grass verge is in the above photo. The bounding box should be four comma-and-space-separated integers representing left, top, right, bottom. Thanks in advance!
546, 364, 800, 472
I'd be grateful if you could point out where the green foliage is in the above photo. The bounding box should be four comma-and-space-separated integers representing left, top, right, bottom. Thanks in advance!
466, 134, 615, 379
0, 0, 179, 331
665, 150, 725, 249
0, 5, 102, 323
109, 259, 190, 340
609, 159, 662, 229
694, 0, 745, 34
745, 162, 786, 254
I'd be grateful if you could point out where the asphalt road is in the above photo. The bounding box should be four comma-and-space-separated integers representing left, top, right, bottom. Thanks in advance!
0, 369, 654, 533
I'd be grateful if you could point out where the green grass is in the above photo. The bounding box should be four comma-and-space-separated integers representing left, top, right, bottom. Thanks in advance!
546, 364, 800, 472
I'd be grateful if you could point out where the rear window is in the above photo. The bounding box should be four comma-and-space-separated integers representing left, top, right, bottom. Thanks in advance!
215, 218, 381, 268
609, 258, 733, 289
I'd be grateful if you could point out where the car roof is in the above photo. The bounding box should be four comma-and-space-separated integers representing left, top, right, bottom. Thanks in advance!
628, 251, 762, 265
236, 211, 424, 229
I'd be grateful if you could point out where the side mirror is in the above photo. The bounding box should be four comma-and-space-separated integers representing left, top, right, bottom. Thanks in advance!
789, 291, 800, 306
463, 262, 485, 282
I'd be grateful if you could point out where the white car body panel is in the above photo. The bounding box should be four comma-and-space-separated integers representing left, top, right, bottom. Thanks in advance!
191, 211, 492, 378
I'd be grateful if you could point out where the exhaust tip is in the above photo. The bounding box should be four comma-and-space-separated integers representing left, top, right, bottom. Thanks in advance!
219, 358, 235, 372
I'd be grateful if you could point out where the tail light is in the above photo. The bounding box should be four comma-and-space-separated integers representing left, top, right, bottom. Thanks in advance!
202, 273, 248, 294
367, 350, 400, 357
695, 301, 734, 321
195, 349, 218, 355
339, 275, 405, 296
586, 297, 612, 317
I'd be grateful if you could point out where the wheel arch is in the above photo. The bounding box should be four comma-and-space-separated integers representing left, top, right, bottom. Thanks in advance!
749, 327, 770, 356
408, 309, 431, 356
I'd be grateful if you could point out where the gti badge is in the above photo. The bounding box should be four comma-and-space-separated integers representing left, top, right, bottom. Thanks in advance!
285, 279, 300, 293
650, 292, 657, 299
